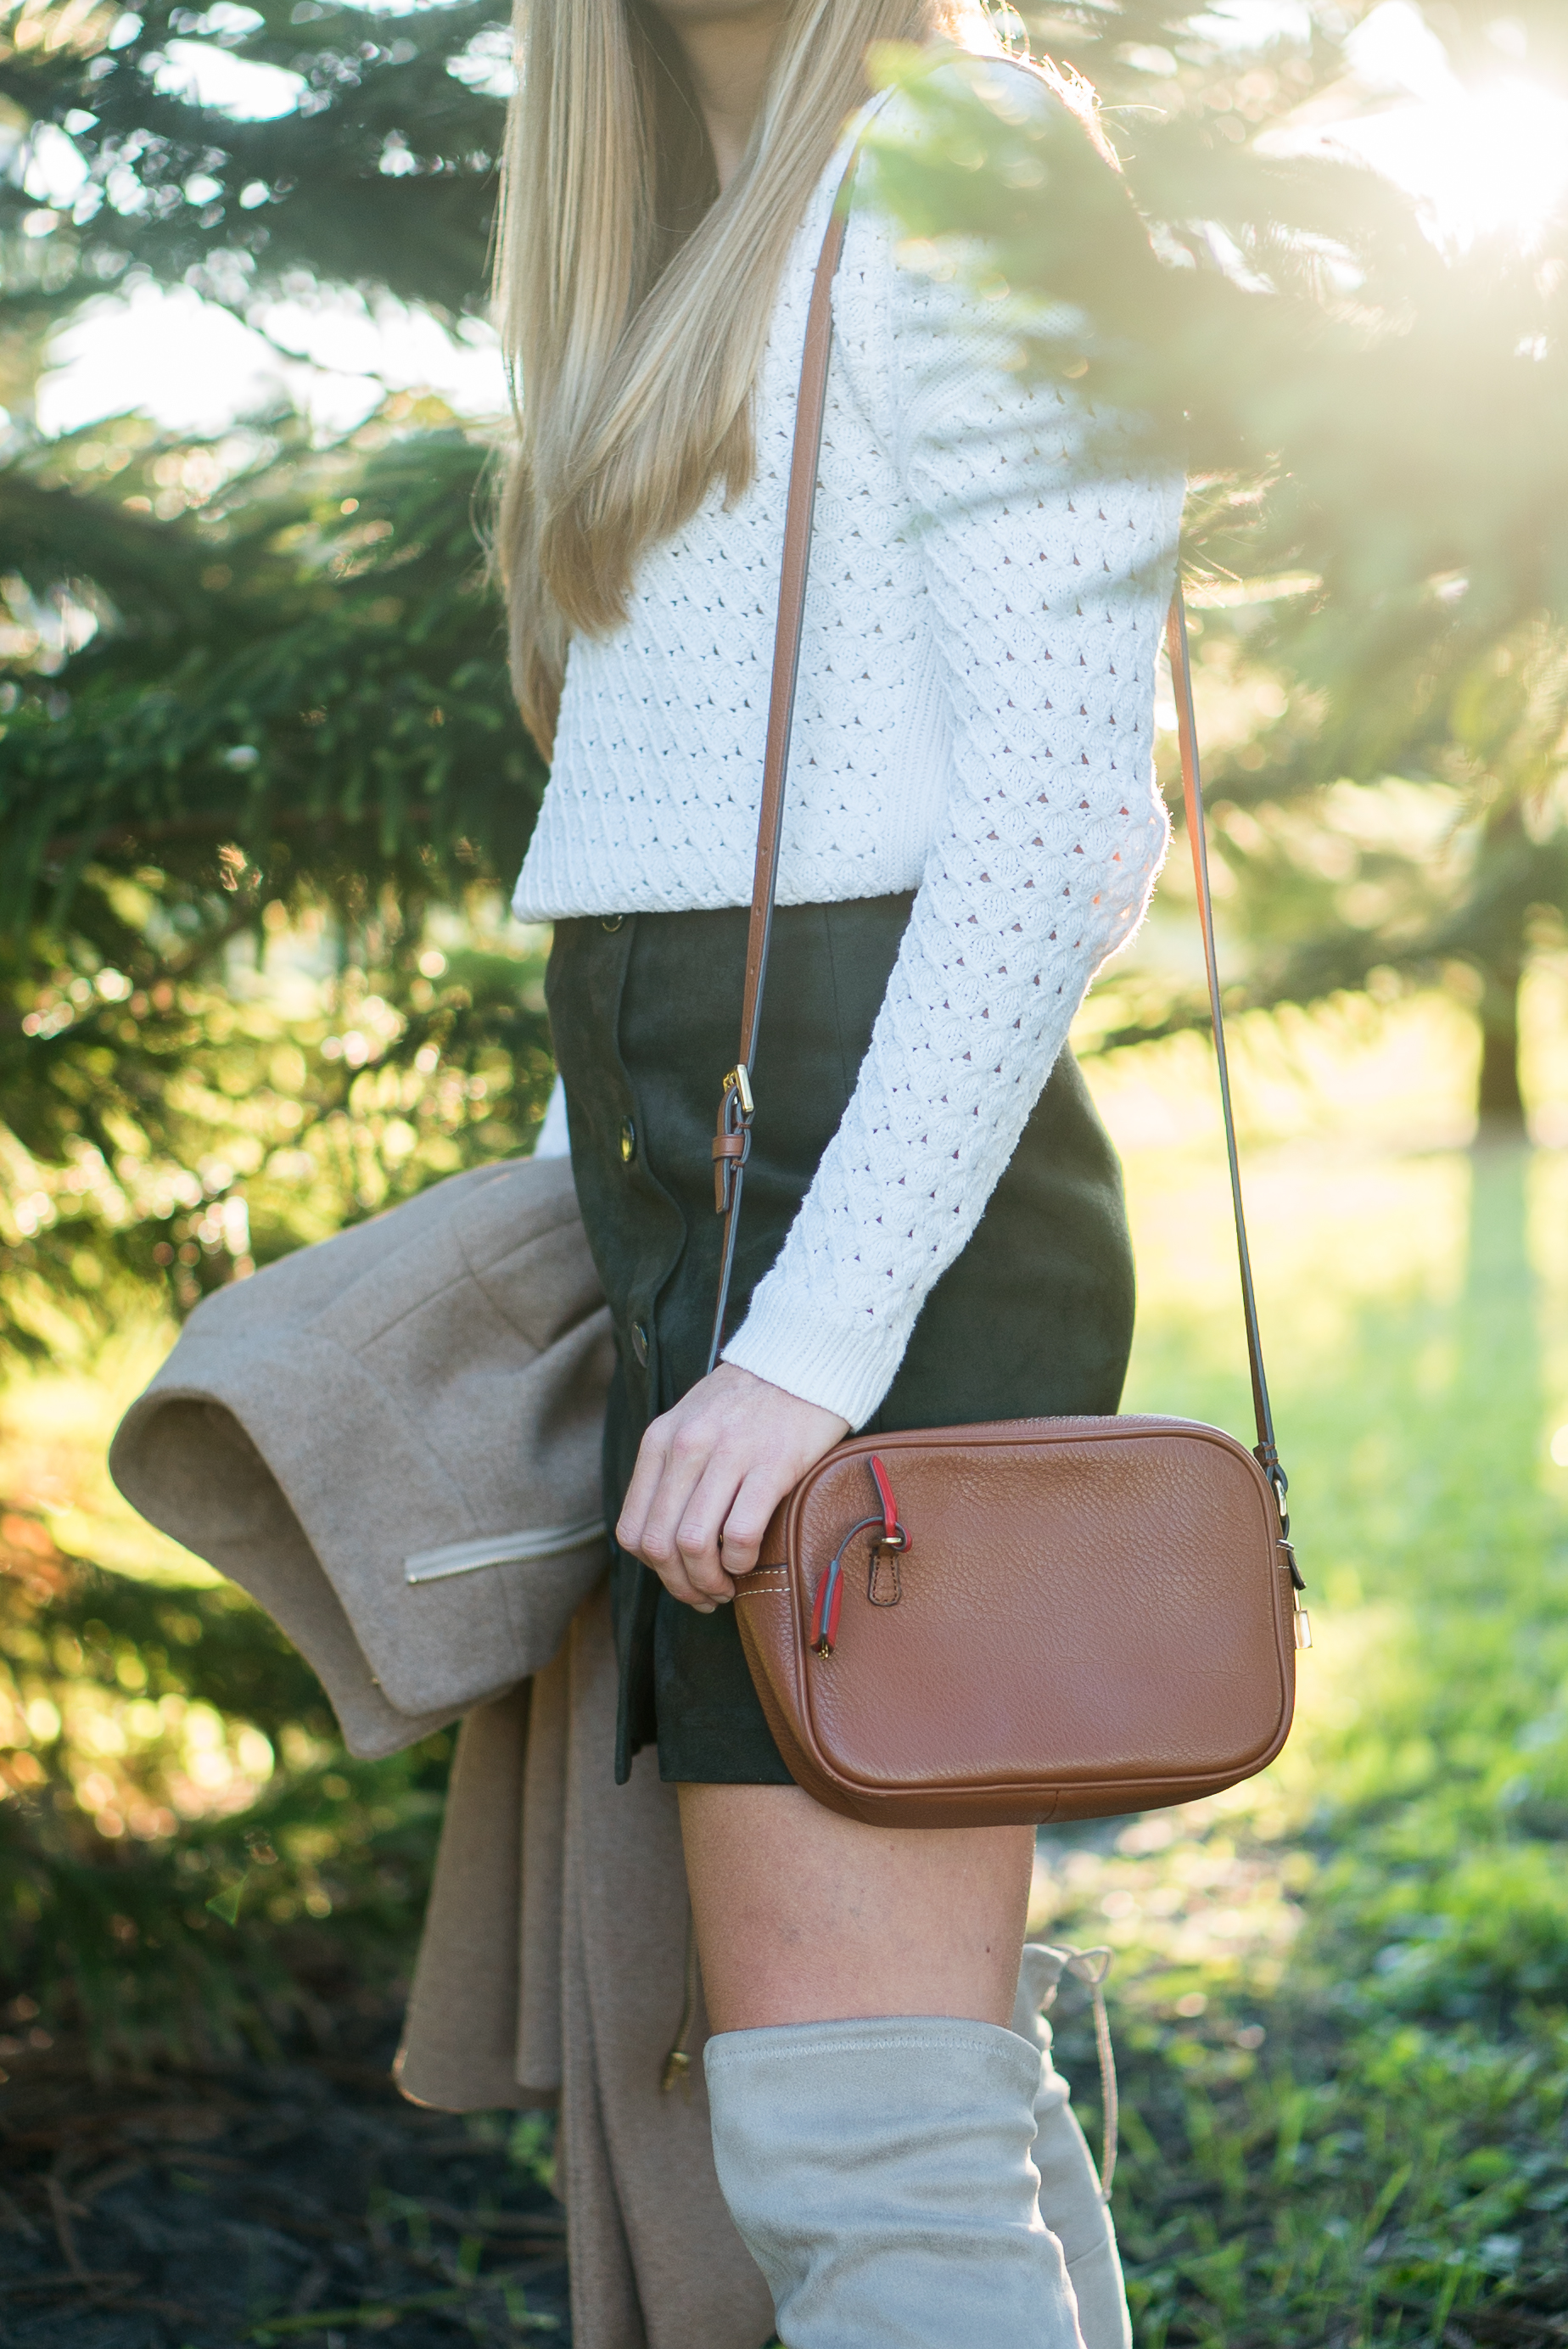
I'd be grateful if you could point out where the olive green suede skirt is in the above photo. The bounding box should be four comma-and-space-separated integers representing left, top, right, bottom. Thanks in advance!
546, 895, 1136, 1788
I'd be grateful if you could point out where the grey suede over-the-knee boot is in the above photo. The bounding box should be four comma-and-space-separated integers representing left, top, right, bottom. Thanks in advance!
1012, 1946, 1132, 2349
703, 2015, 1085, 2348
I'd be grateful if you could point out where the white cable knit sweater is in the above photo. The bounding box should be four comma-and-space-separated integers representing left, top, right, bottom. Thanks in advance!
516, 103, 1183, 1429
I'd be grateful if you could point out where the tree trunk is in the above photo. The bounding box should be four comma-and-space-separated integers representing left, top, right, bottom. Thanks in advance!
1476, 970, 1526, 1130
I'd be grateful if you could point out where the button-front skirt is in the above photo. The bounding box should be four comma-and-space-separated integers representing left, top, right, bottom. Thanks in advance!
546, 894, 1135, 1787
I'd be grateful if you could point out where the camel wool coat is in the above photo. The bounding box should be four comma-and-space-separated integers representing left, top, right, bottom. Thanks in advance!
110, 1152, 776, 2349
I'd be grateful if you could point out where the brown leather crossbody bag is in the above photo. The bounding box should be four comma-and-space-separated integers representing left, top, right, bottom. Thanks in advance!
709, 179, 1309, 1830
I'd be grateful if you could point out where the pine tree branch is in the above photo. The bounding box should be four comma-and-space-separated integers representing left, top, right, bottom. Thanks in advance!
40, 805, 435, 863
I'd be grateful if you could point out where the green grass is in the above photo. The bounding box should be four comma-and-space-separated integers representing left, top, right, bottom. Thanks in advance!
1022, 1102, 1568, 2346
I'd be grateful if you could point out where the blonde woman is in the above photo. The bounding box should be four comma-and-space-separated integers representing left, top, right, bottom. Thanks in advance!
498, 2, 1178, 2339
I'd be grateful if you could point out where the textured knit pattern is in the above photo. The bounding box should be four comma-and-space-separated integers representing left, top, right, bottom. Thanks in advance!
515, 98, 1183, 1427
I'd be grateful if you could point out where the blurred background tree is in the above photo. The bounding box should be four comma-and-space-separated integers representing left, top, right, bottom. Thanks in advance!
2, 0, 551, 1349
1, 0, 554, 2067
871, 1, 1568, 1127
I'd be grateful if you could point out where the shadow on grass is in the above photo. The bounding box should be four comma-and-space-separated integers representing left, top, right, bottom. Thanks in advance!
0, 2014, 568, 2346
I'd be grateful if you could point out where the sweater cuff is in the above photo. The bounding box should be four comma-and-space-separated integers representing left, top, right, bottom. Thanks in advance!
721, 1282, 910, 1432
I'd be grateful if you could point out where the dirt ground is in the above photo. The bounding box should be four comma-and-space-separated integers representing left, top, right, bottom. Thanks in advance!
0, 2017, 568, 2346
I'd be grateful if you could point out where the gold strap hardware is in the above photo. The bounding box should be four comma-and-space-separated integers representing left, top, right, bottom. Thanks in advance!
660, 1912, 699, 2098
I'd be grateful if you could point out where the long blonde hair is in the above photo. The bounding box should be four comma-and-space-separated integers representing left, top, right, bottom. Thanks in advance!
494, 0, 995, 754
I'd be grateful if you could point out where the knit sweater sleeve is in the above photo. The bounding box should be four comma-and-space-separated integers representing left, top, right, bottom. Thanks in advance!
721, 214, 1183, 1429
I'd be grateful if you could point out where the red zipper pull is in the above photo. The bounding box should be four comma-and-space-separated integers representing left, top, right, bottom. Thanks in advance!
869, 1455, 909, 1553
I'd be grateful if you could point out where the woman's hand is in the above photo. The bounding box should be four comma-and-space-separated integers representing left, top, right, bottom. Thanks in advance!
616, 1362, 850, 1612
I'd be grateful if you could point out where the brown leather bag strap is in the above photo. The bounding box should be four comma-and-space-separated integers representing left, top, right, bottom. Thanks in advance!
704, 160, 855, 1371
742, 203, 849, 1072
705, 164, 1291, 1543
1164, 593, 1287, 1525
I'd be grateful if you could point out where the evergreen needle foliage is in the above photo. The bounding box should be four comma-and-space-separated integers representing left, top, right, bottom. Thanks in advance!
2, 412, 540, 934
871, 7, 1568, 1118
0, 0, 507, 319
0, 1509, 455, 2064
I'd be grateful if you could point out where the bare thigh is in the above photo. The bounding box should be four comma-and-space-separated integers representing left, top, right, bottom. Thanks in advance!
680, 1782, 1034, 2035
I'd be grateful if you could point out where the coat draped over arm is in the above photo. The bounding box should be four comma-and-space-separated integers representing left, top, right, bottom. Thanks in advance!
110, 1154, 775, 2349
